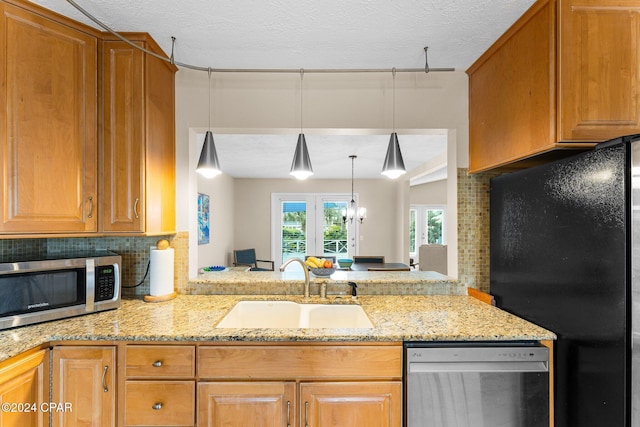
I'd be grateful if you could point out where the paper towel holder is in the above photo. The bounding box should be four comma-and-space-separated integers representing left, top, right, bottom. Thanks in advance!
144, 239, 177, 303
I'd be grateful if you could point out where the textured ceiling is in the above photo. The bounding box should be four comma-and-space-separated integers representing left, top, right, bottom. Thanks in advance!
207, 133, 448, 181
29, 0, 535, 70
28, 0, 534, 181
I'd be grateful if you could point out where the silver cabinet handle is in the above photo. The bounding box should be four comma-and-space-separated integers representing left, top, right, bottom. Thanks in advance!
152, 360, 162, 367
305, 401, 309, 427
87, 196, 94, 219
152, 403, 163, 410
286, 401, 291, 427
134, 197, 140, 219
101, 365, 108, 392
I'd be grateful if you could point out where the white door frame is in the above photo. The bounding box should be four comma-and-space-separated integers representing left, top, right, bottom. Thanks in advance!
271, 193, 359, 265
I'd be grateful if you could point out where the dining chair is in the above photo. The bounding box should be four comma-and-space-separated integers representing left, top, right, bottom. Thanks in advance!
233, 249, 274, 271
353, 256, 385, 264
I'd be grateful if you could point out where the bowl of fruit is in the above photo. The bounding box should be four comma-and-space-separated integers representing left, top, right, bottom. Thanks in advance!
305, 257, 336, 276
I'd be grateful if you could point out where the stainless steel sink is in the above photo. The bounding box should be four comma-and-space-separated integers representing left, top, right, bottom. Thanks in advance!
215, 300, 373, 329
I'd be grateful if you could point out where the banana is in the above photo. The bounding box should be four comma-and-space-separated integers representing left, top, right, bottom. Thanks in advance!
306, 257, 325, 268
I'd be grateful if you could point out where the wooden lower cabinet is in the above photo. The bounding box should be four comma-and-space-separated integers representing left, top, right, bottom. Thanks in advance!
197, 381, 401, 427
21, 342, 402, 427
123, 344, 196, 426
51, 346, 116, 427
125, 381, 195, 426
198, 382, 296, 427
197, 344, 403, 427
0, 349, 49, 427
300, 382, 402, 427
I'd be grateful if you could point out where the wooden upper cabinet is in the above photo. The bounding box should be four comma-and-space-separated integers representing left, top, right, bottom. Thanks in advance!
467, 0, 640, 173
0, 1, 98, 233
102, 34, 177, 234
468, 0, 557, 174
559, 0, 640, 140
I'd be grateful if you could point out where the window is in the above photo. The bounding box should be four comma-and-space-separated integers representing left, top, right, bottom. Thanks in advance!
409, 205, 446, 257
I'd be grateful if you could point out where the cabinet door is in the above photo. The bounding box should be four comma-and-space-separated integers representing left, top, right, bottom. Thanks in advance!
300, 382, 402, 427
0, 349, 49, 427
102, 34, 176, 234
559, 0, 640, 141
467, 0, 557, 173
52, 346, 116, 427
102, 40, 144, 233
0, 3, 97, 233
198, 382, 296, 427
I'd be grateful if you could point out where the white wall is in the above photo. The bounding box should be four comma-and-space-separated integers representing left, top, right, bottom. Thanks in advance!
233, 178, 406, 265
174, 69, 468, 277
410, 180, 448, 205
196, 171, 235, 268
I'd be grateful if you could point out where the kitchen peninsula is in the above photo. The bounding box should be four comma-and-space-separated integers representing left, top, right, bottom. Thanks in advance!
0, 293, 554, 426
0, 294, 553, 362
187, 268, 464, 295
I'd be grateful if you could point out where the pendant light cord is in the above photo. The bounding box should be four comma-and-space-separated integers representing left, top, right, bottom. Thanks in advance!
300, 68, 304, 133
350, 155, 355, 203
208, 67, 212, 130
392, 67, 396, 132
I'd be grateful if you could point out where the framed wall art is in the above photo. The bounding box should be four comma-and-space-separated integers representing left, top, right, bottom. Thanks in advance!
197, 193, 210, 245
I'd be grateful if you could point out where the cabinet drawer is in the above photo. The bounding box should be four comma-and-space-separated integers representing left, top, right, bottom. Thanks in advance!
126, 345, 195, 378
125, 381, 195, 426
198, 345, 402, 380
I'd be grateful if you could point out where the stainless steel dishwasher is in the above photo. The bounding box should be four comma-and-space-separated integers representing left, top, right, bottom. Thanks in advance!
405, 342, 549, 427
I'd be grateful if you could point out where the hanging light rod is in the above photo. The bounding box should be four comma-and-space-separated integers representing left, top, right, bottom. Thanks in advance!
64, 0, 455, 74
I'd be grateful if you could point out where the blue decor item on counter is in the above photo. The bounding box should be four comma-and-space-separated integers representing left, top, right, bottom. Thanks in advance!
202, 265, 226, 272
338, 259, 353, 269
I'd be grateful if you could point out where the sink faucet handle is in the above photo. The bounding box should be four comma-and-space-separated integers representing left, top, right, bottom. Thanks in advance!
347, 281, 358, 298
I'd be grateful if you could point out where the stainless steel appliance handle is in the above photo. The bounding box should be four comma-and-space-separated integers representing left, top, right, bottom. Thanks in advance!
85, 259, 95, 312
408, 360, 549, 373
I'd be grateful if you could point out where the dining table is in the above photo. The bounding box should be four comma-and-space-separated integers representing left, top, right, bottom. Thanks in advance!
349, 262, 411, 272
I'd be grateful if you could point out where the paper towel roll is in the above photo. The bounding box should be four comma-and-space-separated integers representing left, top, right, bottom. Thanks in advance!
149, 248, 174, 296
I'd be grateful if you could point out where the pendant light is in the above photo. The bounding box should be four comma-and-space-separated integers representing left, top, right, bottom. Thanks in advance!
197, 68, 222, 178
381, 67, 406, 179
290, 68, 313, 180
343, 155, 367, 224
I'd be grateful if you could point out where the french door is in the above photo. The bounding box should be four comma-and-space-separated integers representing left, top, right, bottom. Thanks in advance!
409, 205, 446, 262
271, 193, 358, 268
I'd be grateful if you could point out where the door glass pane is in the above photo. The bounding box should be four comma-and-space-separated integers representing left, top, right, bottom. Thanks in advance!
427, 209, 444, 244
281, 201, 306, 263
323, 201, 348, 259
409, 209, 417, 254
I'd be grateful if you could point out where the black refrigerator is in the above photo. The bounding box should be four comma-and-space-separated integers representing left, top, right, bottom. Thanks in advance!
490, 134, 640, 427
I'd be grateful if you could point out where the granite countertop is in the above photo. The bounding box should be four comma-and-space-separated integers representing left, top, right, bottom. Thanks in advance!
188, 269, 464, 295
0, 294, 555, 363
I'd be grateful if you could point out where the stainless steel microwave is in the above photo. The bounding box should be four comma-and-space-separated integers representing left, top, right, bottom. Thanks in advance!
0, 252, 121, 330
